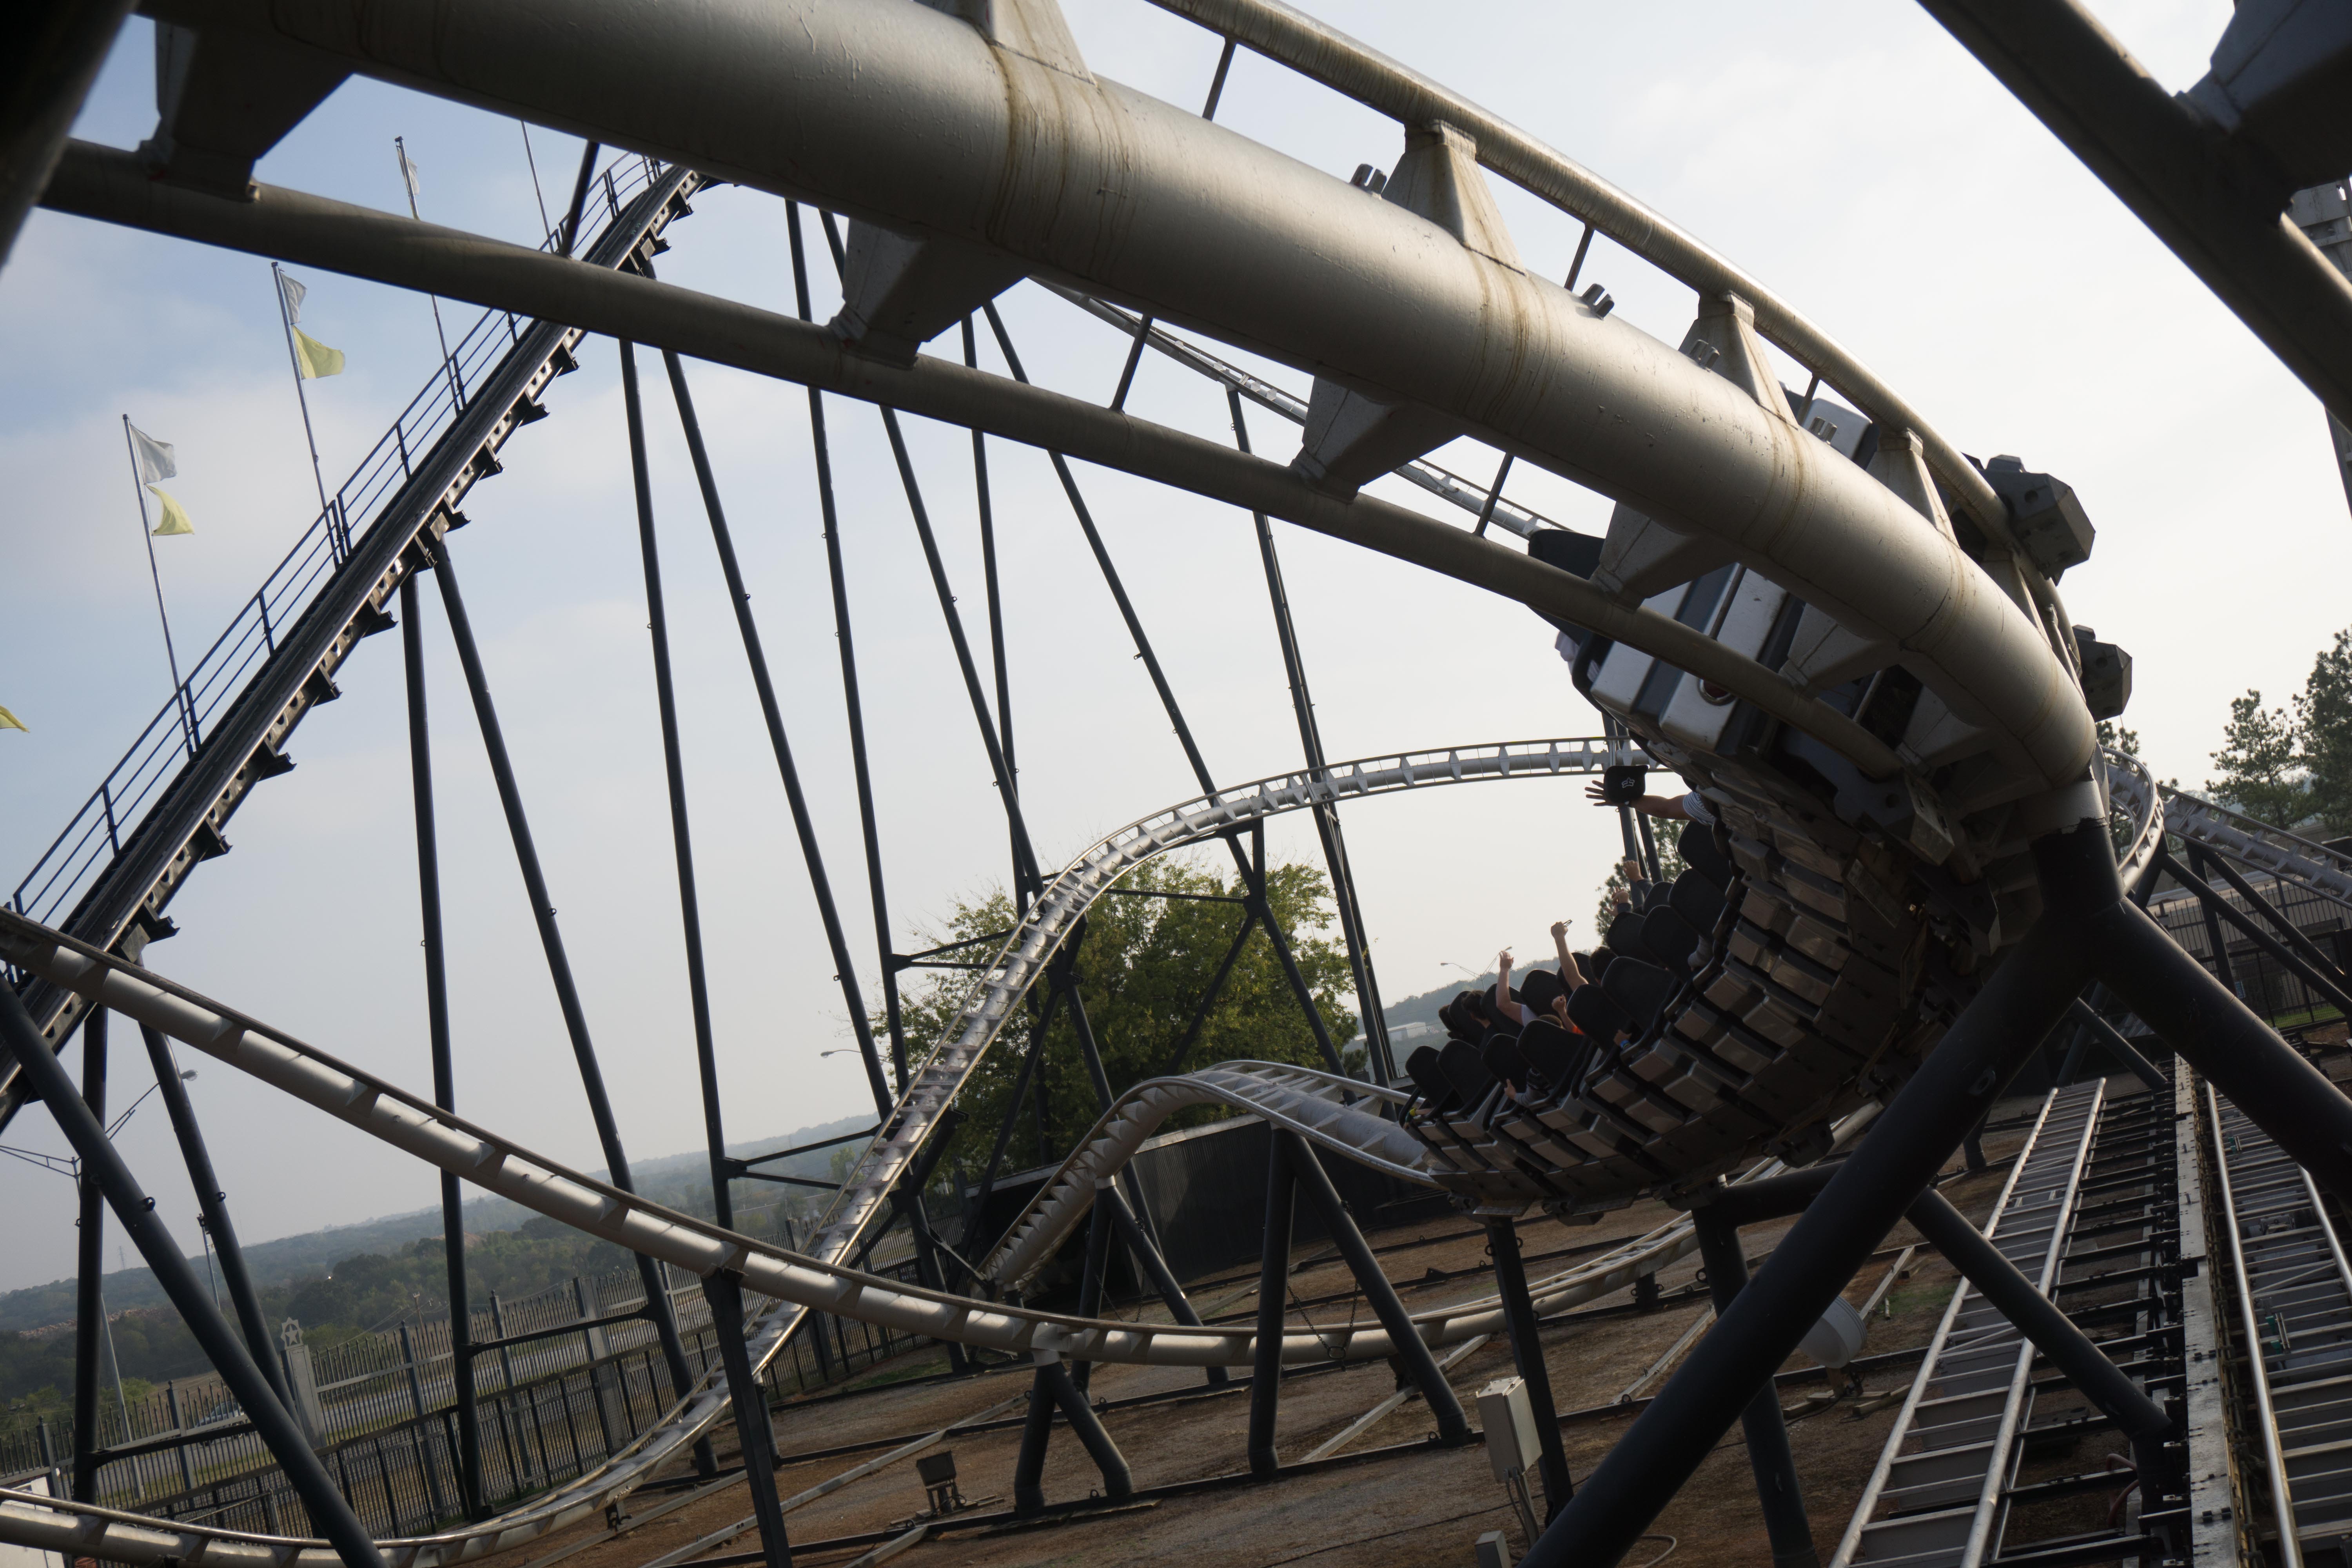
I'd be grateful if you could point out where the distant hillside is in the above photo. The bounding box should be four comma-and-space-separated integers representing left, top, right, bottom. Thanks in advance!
0, 1112, 872, 1333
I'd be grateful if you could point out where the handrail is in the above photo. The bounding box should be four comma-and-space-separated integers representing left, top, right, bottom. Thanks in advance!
6, 150, 669, 939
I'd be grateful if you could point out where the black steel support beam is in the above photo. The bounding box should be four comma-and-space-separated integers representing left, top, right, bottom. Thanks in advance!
1154, 905, 1257, 1079
984, 307, 1352, 1083
399, 569, 484, 1518
1279, 1130, 1468, 1445
1229, 393, 1394, 1085
1011, 1358, 1131, 1513
1913, 0, 2352, 423
427, 537, 704, 1450
1485, 1217, 1572, 1521
1249, 1131, 1296, 1477
70, 1005, 105, 1502
787, 205, 912, 1092
622, 337, 794, 1556
2194, 845, 2352, 997
2062, 999, 2169, 1094
0, 0, 136, 267
703, 1271, 794, 1568
2, 981, 387, 1568
138, 1022, 285, 1404
657, 342, 894, 1124
958, 315, 1024, 916
1690, 1207, 1817, 1568
1103, 1184, 1229, 1386
2172, 846, 2352, 1021
1526, 818, 2107, 1566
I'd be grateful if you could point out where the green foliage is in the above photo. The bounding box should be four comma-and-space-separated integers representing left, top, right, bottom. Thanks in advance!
2209, 689, 2307, 827
2096, 720, 2140, 757
894, 856, 1358, 1190
2297, 629, 2352, 839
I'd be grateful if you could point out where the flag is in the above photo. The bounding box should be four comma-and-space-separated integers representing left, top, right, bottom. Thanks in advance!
398, 145, 423, 203
129, 423, 176, 485
278, 270, 346, 377
128, 423, 195, 535
0, 705, 25, 733
149, 488, 195, 536
291, 328, 345, 379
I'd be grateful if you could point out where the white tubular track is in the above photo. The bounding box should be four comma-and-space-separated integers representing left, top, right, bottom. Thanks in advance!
2161, 786, 2352, 913
2104, 747, 2168, 891
0, 739, 1658, 1568
800, 737, 1633, 1267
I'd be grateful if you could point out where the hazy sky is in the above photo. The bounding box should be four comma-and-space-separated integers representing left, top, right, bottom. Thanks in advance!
3, 0, 2328, 1296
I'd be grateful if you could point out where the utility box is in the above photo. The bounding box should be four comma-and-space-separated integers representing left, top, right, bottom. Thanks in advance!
1476, 1376, 1541, 1484
1475, 1528, 1516, 1568
2074, 628, 2134, 721
1985, 458, 2094, 579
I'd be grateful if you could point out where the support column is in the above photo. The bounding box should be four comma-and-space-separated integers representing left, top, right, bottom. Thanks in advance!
1008, 1352, 1131, 1513
1071, 1185, 1116, 1395
703, 1272, 793, 1568
1690, 1207, 1817, 1568
399, 569, 484, 1518
139, 1024, 286, 1404
1523, 820, 2104, 1566
1102, 1185, 1228, 1385
71, 1007, 105, 1502
1279, 1131, 1468, 1444
1249, 1131, 1296, 1477
2, 983, 387, 1568
622, 339, 792, 1561
1484, 1218, 1572, 1520
1011, 1367, 1054, 1515
428, 539, 704, 1457
1230, 391, 1392, 1084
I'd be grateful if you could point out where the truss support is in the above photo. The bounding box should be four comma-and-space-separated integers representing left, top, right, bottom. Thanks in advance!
622, 338, 796, 1562
1524, 820, 2109, 1566
1248, 1131, 1297, 1477
70, 1006, 106, 1503
703, 1271, 793, 1568
138, 1022, 285, 1403
1690, 1207, 1817, 1568
1103, 1183, 1228, 1386
1228, 393, 1393, 1083
2, 983, 388, 1568
1281, 1130, 1468, 1444
1485, 1216, 1573, 1521
427, 538, 705, 1463
2171, 845, 2352, 1020
1011, 1357, 1131, 1514
400, 568, 485, 1518
655, 324, 895, 1125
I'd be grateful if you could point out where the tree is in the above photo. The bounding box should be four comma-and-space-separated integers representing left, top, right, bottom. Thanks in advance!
2207, 689, 2305, 826
2298, 628, 2352, 838
891, 856, 1358, 1194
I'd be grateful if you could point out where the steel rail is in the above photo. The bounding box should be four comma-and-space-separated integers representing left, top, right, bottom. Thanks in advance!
39, 143, 1915, 786
2207, 1082, 2305, 1566
0, 160, 699, 1132
2161, 787, 2352, 915
1141, 0, 2014, 544
0, 938, 1714, 1568
60, 0, 2098, 793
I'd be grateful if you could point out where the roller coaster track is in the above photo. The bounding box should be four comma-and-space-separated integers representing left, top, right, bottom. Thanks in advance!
13, 0, 2277, 1555
0, 154, 703, 1133
2, 897, 1763, 1568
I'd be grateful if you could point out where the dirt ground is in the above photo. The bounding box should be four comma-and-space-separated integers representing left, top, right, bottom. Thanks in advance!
502, 1098, 2070, 1568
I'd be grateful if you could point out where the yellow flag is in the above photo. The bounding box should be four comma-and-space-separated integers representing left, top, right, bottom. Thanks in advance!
0, 705, 25, 733
293, 327, 345, 379
149, 484, 195, 536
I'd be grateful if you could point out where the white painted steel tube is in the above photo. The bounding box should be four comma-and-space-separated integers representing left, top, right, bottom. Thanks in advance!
118, 0, 2093, 789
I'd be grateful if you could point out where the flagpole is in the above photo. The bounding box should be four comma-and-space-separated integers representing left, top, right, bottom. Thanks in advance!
394, 138, 464, 416
270, 261, 337, 549
122, 416, 195, 757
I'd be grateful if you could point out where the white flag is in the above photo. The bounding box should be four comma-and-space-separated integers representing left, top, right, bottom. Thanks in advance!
129, 424, 177, 485
398, 146, 423, 202
278, 270, 307, 324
